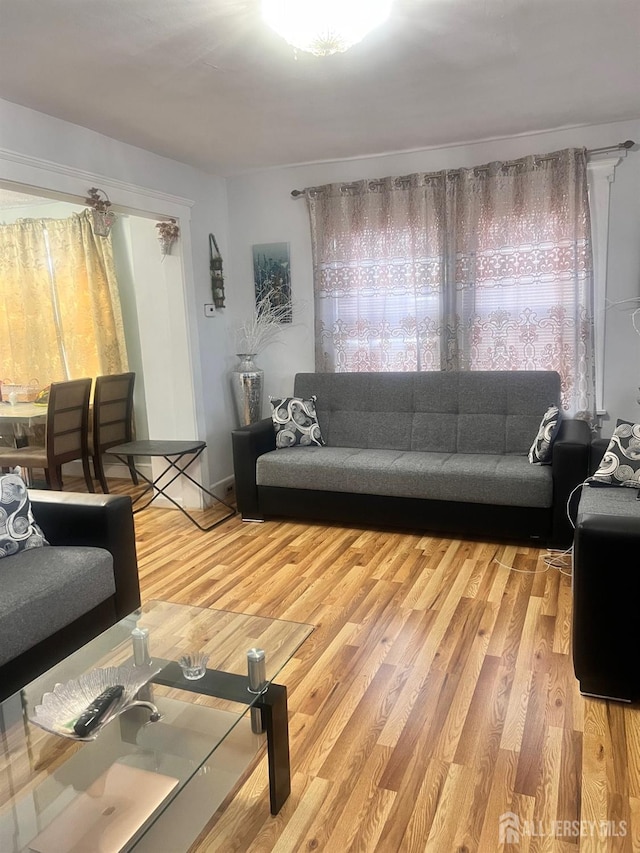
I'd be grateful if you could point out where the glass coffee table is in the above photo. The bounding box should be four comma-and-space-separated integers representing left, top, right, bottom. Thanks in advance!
0, 600, 313, 852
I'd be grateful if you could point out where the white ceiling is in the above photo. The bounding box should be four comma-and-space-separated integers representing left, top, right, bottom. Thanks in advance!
1, 0, 639, 176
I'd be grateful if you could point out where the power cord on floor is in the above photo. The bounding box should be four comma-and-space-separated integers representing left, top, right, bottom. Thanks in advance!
493, 557, 549, 575
493, 477, 592, 577
493, 547, 573, 576
543, 545, 573, 576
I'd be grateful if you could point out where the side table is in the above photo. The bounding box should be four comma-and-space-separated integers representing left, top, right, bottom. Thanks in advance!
109, 439, 236, 531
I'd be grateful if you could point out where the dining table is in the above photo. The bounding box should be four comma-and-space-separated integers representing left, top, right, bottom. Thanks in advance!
0, 402, 48, 427
0, 402, 47, 448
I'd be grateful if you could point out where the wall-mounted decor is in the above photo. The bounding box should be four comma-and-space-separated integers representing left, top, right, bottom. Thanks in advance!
85, 187, 116, 237
252, 242, 291, 322
156, 218, 180, 256
209, 234, 225, 308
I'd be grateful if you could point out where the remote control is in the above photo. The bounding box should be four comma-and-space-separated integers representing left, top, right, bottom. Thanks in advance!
73, 685, 124, 737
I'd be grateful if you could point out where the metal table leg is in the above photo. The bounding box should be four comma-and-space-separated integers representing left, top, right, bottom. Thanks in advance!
113, 445, 235, 531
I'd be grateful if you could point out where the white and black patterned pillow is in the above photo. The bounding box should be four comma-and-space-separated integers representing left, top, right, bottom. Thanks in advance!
0, 472, 48, 559
588, 422, 640, 488
270, 396, 325, 449
528, 405, 561, 464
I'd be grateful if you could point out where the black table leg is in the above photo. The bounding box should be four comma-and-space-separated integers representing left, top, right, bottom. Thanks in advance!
256, 683, 291, 815
113, 447, 235, 531
149, 662, 293, 814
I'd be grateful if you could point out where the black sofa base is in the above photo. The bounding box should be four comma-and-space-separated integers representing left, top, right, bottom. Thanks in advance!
573, 508, 640, 703
255, 485, 552, 544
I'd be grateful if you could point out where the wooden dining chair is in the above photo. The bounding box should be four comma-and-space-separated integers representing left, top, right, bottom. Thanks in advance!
0, 378, 94, 491
90, 372, 138, 494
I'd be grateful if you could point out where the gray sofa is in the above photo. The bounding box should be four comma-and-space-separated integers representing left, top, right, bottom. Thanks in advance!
232, 371, 591, 546
0, 490, 141, 700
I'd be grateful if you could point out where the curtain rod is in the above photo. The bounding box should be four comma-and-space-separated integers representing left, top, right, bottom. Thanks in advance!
290, 140, 636, 198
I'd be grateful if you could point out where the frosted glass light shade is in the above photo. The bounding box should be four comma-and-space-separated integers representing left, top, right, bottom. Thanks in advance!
262, 0, 393, 56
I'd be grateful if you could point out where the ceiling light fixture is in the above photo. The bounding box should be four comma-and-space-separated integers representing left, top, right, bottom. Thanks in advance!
262, 0, 393, 56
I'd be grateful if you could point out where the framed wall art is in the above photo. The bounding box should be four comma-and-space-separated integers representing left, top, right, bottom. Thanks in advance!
252, 242, 292, 322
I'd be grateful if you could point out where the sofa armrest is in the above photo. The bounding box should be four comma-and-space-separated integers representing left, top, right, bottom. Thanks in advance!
589, 437, 609, 474
573, 509, 640, 700
550, 418, 592, 547
28, 490, 141, 618
232, 418, 276, 520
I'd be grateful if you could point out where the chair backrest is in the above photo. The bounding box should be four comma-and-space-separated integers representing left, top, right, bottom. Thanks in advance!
45, 378, 92, 464
92, 372, 136, 454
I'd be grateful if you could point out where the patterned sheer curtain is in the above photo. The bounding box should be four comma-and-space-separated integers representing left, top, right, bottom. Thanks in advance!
0, 209, 128, 387
306, 148, 595, 416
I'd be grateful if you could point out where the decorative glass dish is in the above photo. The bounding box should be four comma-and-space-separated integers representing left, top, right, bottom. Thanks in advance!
178, 652, 210, 680
29, 662, 162, 741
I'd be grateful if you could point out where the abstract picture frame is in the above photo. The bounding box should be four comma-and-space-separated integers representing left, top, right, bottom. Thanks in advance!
252, 242, 292, 323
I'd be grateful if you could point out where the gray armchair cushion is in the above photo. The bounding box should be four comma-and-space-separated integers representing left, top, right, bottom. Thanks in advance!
0, 546, 115, 665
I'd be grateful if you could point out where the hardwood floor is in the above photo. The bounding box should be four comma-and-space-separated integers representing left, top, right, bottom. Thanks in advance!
83, 479, 640, 850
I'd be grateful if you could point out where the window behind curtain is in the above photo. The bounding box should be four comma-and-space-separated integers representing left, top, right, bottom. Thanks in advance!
307, 148, 594, 417
0, 210, 129, 389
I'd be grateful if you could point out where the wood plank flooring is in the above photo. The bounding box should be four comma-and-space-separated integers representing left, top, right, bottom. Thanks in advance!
75, 479, 640, 851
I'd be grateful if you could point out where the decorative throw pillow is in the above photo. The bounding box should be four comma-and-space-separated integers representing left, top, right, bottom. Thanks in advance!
588, 422, 640, 488
528, 405, 562, 464
0, 472, 48, 559
270, 396, 325, 448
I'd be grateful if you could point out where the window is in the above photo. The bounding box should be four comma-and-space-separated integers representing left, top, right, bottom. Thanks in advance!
0, 210, 128, 390
307, 148, 595, 416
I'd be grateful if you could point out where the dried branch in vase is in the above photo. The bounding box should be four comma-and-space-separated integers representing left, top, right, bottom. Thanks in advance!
236, 294, 292, 355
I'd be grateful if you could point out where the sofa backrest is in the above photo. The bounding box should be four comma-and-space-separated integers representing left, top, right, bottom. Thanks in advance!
293, 371, 561, 455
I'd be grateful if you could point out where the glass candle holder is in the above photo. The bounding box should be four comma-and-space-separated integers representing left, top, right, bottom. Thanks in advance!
178, 652, 210, 680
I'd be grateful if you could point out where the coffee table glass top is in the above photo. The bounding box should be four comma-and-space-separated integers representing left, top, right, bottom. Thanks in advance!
0, 600, 313, 852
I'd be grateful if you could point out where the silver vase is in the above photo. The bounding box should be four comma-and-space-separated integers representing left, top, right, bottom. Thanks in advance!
231, 354, 264, 427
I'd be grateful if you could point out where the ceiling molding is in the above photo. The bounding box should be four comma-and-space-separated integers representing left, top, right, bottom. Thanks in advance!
0, 147, 195, 212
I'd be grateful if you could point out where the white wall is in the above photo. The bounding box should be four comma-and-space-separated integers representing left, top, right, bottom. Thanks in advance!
0, 98, 237, 494
227, 118, 640, 436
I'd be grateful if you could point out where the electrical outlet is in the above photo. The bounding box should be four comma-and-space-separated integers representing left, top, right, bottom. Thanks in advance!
204, 303, 216, 317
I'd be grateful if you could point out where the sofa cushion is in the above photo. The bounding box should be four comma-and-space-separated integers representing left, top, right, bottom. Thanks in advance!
587, 422, 640, 488
0, 546, 115, 666
293, 370, 561, 455
0, 473, 47, 558
578, 483, 640, 519
256, 447, 553, 508
270, 396, 325, 448
528, 405, 562, 464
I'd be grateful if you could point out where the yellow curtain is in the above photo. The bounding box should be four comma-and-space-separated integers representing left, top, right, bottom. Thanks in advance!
0, 210, 128, 387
